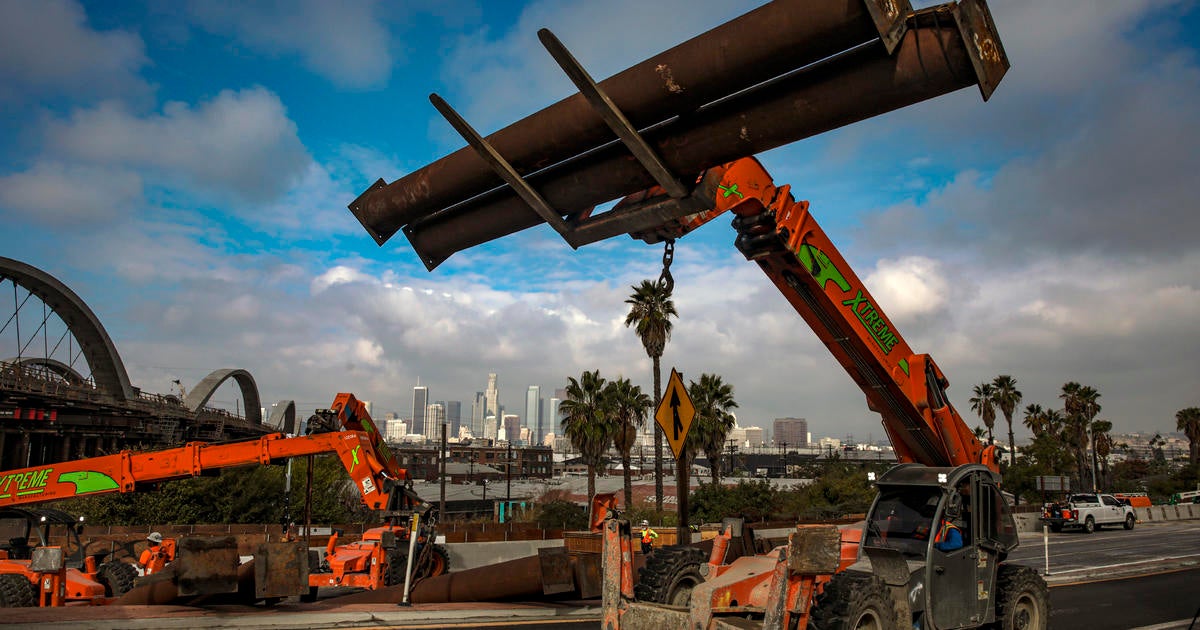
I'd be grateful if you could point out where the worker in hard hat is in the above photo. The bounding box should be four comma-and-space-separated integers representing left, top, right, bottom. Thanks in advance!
138, 532, 170, 575
639, 520, 658, 555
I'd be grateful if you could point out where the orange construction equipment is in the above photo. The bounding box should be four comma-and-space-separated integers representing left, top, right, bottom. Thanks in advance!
344, 0, 1047, 625
0, 393, 432, 607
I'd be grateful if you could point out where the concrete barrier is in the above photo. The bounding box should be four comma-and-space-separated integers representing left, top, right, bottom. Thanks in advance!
445, 539, 565, 571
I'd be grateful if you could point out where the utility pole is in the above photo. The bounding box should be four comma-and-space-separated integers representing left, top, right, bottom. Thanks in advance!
439, 423, 447, 519
505, 442, 512, 522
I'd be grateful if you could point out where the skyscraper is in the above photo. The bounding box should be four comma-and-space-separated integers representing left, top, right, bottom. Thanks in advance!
445, 401, 462, 438
426, 402, 446, 442
412, 386, 428, 437
471, 392, 485, 437
484, 374, 499, 425
503, 414, 521, 444
525, 386, 542, 446
773, 417, 808, 448
549, 396, 561, 434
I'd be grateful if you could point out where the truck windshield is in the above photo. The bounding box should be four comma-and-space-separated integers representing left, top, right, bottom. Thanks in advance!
865, 486, 942, 558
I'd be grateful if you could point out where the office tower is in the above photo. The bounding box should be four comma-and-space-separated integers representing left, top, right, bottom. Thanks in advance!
503, 414, 520, 444
525, 386, 542, 446
412, 386, 428, 437
446, 401, 462, 437
485, 373, 500, 422
426, 402, 446, 442
773, 417, 808, 448
385, 419, 407, 442
484, 415, 498, 442
471, 391, 485, 437
549, 396, 560, 434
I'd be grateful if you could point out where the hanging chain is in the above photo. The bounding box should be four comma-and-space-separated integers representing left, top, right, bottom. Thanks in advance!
658, 239, 675, 294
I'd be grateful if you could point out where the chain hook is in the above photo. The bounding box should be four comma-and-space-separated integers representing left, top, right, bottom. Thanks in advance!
658, 239, 675, 294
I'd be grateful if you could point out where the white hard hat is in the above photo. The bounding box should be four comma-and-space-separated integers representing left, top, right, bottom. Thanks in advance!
640, 520, 649, 526
147, 532, 163, 543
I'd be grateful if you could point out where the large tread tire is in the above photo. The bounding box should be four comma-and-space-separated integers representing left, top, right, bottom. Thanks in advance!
990, 565, 1049, 630
0, 574, 36, 608
807, 572, 897, 630
384, 550, 409, 586
1123, 514, 1135, 531
634, 545, 707, 606
97, 561, 138, 597
424, 544, 450, 578
1083, 516, 1095, 534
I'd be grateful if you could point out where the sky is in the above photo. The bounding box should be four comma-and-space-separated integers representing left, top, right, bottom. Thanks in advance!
1, 0, 1198, 445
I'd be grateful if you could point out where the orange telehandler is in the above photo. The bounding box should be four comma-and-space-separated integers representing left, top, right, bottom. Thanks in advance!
343, 0, 1045, 625
0, 393, 445, 606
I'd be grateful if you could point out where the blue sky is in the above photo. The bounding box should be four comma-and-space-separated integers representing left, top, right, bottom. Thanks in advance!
2, 0, 1198, 443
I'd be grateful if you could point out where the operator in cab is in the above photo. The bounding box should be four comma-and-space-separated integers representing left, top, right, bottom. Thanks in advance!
935, 481, 971, 552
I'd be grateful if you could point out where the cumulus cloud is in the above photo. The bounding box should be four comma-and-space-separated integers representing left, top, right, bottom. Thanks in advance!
0, 162, 143, 225
43, 87, 310, 202
186, 0, 393, 89
0, 0, 149, 102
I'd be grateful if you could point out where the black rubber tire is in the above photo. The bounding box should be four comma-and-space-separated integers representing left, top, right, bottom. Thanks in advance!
1049, 523, 1062, 533
1083, 516, 1095, 534
97, 561, 138, 597
991, 565, 1049, 630
1123, 514, 1135, 530
0, 574, 36, 608
384, 550, 409, 586
634, 545, 707, 606
425, 544, 450, 578
807, 572, 897, 630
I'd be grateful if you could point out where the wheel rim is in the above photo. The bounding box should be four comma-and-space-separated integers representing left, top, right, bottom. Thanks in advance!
668, 576, 700, 607
852, 608, 883, 630
1013, 592, 1041, 630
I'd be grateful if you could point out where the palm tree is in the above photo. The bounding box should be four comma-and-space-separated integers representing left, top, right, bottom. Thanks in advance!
1022, 404, 1045, 437
1176, 407, 1200, 466
607, 377, 652, 512
1060, 382, 1101, 491
686, 374, 739, 485
969, 383, 997, 445
624, 280, 677, 511
1090, 419, 1113, 490
559, 370, 617, 520
991, 375, 1022, 465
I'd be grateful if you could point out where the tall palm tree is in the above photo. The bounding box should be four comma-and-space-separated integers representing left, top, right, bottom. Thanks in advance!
991, 375, 1022, 466
607, 377, 651, 512
969, 383, 997, 445
559, 370, 617, 520
1176, 407, 1200, 467
1090, 419, 1113, 490
624, 280, 677, 511
1060, 382, 1101, 491
686, 374, 739, 485
1022, 404, 1045, 437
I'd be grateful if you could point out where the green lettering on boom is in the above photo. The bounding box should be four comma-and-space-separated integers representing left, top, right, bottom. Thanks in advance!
58, 470, 120, 495
795, 244, 851, 293
842, 290, 900, 355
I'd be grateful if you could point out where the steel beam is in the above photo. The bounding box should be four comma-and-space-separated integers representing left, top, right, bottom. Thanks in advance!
349, 0, 911, 245
404, 4, 1002, 269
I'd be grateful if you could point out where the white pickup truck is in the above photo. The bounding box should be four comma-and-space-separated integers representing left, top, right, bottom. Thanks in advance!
1041, 493, 1137, 533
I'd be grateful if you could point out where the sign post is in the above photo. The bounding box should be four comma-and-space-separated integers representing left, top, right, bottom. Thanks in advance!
655, 368, 696, 546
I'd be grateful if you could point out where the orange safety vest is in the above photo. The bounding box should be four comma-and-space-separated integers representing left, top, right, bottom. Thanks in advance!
641, 528, 657, 544
933, 520, 959, 543
139, 546, 169, 575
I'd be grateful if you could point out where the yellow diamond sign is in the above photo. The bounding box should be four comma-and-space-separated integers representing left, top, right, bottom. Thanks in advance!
655, 368, 695, 459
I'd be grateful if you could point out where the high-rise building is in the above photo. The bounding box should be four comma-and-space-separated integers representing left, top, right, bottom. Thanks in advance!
412, 386, 429, 437
445, 401, 462, 438
773, 417, 808, 448
484, 374, 500, 423
483, 415, 498, 442
549, 396, 561, 435
385, 419, 407, 442
426, 402, 446, 442
471, 391, 485, 437
503, 414, 521, 444
525, 386, 542, 446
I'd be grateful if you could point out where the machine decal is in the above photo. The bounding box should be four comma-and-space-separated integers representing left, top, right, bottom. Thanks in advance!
718, 183, 744, 199
351, 445, 361, 470
362, 477, 377, 496
0, 466, 52, 498
795, 243, 850, 293
794, 242, 900, 355
57, 470, 120, 495
842, 290, 900, 354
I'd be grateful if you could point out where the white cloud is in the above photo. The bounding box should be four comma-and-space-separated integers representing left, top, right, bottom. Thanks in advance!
44, 87, 310, 202
0, 162, 143, 225
0, 0, 149, 102
863, 256, 949, 323
186, 0, 393, 89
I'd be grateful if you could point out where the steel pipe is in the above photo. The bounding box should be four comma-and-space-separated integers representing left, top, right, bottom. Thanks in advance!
405, 6, 994, 269
350, 0, 910, 244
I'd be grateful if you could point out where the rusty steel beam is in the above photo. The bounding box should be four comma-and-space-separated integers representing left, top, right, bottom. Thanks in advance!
403, 3, 1004, 269
349, 0, 911, 245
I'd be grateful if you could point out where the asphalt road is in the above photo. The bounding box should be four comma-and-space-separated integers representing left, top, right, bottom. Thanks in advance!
1049, 568, 1200, 630
1006, 519, 1200, 580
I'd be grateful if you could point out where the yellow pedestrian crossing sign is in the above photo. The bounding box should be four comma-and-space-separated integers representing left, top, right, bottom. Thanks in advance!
655, 368, 695, 460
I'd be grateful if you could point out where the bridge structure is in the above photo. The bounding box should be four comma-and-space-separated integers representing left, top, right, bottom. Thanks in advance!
0, 256, 296, 471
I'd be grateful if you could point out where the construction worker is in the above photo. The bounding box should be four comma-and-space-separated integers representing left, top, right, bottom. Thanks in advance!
139, 532, 169, 575
639, 520, 658, 555
933, 517, 963, 551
